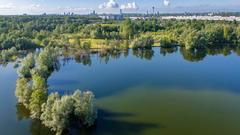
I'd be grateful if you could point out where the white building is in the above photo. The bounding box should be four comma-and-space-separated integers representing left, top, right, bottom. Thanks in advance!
161, 16, 240, 21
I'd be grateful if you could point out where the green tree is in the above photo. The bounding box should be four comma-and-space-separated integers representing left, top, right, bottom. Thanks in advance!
41, 93, 60, 131
44, 95, 74, 135
1, 38, 15, 49
29, 89, 47, 119
184, 30, 207, 50
15, 78, 32, 107
223, 25, 235, 43
132, 36, 154, 50
36, 47, 59, 78
41, 90, 97, 135
18, 53, 35, 78
29, 74, 47, 119
120, 19, 135, 39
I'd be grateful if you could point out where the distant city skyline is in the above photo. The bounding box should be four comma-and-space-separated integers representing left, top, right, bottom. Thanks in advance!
0, 0, 240, 15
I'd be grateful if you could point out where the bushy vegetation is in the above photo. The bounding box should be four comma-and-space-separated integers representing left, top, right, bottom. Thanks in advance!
132, 36, 154, 50
18, 53, 35, 78
15, 78, 32, 107
33, 47, 60, 78
15, 47, 97, 135
0, 47, 18, 64
41, 90, 97, 135
1, 15, 239, 52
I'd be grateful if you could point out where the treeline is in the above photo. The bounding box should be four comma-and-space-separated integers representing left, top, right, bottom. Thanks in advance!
15, 47, 97, 135
0, 15, 101, 50
157, 20, 240, 49
0, 16, 240, 51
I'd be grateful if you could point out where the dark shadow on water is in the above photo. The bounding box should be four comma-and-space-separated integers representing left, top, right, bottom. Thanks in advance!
16, 104, 55, 135
70, 109, 161, 135
16, 104, 30, 121
30, 119, 55, 135
16, 105, 161, 135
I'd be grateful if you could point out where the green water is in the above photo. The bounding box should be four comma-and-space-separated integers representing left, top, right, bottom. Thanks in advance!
97, 86, 240, 135
1, 47, 240, 135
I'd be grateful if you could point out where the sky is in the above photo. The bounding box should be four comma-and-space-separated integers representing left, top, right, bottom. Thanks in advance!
0, 0, 240, 15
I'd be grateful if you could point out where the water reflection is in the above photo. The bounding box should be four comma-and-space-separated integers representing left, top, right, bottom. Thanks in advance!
160, 47, 178, 56
64, 46, 240, 64
180, 47, 207, 62
1, 46, 240, 66
16, 104, 54, 135
132, 49, 154, 60
16, 104, 30, 121
4, 45, 240, 135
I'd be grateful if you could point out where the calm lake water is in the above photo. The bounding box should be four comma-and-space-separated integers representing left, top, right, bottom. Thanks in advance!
1, 47, 240, 135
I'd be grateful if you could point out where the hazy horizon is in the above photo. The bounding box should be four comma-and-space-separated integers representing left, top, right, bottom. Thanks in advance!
0, 0, 240, 15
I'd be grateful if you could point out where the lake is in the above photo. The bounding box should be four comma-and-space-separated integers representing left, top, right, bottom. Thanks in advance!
1, 47, 240, 135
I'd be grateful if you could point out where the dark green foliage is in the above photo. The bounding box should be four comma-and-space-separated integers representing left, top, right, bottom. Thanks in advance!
132, 36, 154, 50
1, 15, 240, 51
1, 38, 15, 49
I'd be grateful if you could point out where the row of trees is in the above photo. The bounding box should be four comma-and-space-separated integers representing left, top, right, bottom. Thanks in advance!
15, 47, 97, 135
1, 16, 240, 51
157, 20, 240, 49
0, 16, 101, 50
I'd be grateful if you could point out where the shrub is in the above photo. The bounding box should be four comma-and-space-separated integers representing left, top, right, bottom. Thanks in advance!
132, 36, 154, 50
15, 78, 32, 107
41, 90, 97, 135
18, 53, 35, 78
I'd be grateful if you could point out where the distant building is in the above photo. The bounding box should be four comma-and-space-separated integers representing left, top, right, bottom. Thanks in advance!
98, 9, 124, 20
98, 14, 123, 20
161, 15, 240, 21
90, 10, 97, 16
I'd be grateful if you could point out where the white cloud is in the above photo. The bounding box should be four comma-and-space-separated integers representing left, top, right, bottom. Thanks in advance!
29, 4, 41, 9
0, 3, 16, 9
57, 6, 92, 12
99, 0, 119, 9
120, 2, 139, 10
0, 3, 41, 10
0, 3, 93, 15
164, 0, 171, 7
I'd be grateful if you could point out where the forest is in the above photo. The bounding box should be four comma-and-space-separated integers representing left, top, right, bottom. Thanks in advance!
0, 15, 240, 52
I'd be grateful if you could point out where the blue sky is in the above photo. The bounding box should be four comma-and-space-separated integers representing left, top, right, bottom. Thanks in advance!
0, 0, 239, 15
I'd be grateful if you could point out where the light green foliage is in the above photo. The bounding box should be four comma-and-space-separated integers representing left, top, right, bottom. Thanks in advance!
41, 94, 74, 135
29, 89, 47, 119
76, 90, 97, 126
120, 19, 135, 39
0, 47, 17, 63
15, 78, 32, 107
32, 73, 47, 91
184, 30, 207, 50
41, 90, 97, 135
35, 47, 60, 78
236, 26, 240, 44
29, 74, 48, 119
132, 36, 154, 50
52, 96, 75, 135
18, 53, 35, 78
41, 93, 60, 129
